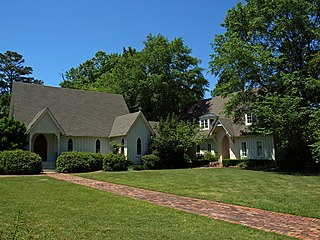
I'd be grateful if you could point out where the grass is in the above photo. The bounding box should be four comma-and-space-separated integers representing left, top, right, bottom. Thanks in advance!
0, 176, 293, 239
77, 168, 320, 219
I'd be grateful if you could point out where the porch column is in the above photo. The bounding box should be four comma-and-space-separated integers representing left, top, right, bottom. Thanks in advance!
57, 134, 61, 156
29, 133, 33, 151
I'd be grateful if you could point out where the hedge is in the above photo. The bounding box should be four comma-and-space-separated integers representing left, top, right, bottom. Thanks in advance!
222, 159, 277, 169
0, 150, 42, 175
103, 153, 131, 171
141, 154, 161, 170
56, 151, 104, 173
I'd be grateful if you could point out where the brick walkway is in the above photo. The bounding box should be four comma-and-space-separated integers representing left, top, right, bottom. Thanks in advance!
47, 173, 320, 240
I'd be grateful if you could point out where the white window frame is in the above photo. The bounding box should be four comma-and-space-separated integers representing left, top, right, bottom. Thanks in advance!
256, 140, 263, 157
199, 119, 209, 130
245, 113, 257, 126
241, 141, 248, 158
245, 113, 253, 126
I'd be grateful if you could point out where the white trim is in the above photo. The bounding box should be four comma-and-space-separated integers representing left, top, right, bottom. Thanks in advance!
240, 141, 248, 158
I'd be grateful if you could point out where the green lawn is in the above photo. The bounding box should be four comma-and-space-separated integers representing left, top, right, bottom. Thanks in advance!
0, 176, 293, 239
77, 168, 320, 219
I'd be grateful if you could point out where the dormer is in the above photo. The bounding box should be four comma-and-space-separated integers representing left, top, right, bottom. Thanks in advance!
199, 114, 217, 130
245, 113, 257, 126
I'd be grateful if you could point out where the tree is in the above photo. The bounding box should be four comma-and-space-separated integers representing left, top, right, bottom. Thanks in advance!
60, 34, 208, 121
151, 114, 201, 168
210, 0, 320, 168
0, 51, 43, 117
0, 51, 43, 94
0, 117, 26, 151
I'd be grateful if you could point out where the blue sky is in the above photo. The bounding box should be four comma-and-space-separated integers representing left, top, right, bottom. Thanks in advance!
1, 0, 240, 98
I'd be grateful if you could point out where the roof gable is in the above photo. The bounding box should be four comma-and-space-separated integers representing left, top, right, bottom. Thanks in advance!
11, 82, 130, 137
26, 107, 66, 135
109, 111, 155, 138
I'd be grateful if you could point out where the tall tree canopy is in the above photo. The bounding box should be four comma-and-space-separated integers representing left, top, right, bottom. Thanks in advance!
0, 51, 43, 118
60, 34, 208, 121
0, 51, 43, 94
210, 0, 320, 168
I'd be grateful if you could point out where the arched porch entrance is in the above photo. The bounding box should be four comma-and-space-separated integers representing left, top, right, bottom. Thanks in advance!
221, 135, 230, 160
34, 134, 48, 161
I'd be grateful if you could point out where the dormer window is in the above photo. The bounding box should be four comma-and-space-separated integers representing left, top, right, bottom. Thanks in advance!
199, 114, 216, 130
200, 119, 209, 129
245, 113, 256, 126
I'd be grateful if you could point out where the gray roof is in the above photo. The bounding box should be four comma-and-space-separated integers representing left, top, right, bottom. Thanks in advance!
11, 82, 130, 137
109, 111, 155, 138
183, 96, 249, 137
109, 112, 140, 138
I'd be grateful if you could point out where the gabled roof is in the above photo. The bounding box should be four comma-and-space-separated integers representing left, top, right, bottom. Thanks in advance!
26, 107, 66, 135
109, 111, 155, 138
183, 96, 249, 137
11, 82, 130, 137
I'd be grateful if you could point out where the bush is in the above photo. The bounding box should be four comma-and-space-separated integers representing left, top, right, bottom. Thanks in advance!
203, 151, 217, 162
56, 151, 103, 173
222, 159, 245, 167
103, 153, 131, 171
141, 154, 161, 170
190, 155, 211, 168
0, 150, 42, 174
222, 159, 277, 169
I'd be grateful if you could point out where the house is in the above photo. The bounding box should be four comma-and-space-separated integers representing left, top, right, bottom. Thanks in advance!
9, 82, 154, 168
183, 96, 275, 162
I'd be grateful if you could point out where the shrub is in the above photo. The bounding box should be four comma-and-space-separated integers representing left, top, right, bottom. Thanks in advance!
56, 151, 103, 173
0, 150, 42, 174
0, 117, 27, 151
222, 159, 245, 167
203, 151, 217, 162
103, 153, 131, 171
190, 155, 211, 168
222, 159, 277, 169
141, 154, 161, 170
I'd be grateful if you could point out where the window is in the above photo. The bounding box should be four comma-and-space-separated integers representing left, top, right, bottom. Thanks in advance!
68, 139, 73, 152
256, 141, 263, 157
121, 139, 125, 155
196, 144, 200, 154
245, 113, 257, 126
96, 139, 101, 153
137, 138, 142, 156
241, 141, 248, 158
200, 119, 209, 129
208, 144, 212, 152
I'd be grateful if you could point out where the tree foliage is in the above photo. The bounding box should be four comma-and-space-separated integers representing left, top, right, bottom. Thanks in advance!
210, 0, 320, 167
0, 117, 26, 151
0, 51, 43, 117
0, 51, 43, 94
151, 114, 202, 168
60, 34, 208, 121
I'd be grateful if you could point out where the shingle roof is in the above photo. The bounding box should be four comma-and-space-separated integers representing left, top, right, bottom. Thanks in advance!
182, 96, 249, 137
180, 96, 230, 120
109, 111, 155, 138
109, 112, 140, 138
11, 82, 130, 137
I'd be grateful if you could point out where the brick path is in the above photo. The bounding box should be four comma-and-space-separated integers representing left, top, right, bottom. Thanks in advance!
47, 173, 320, 240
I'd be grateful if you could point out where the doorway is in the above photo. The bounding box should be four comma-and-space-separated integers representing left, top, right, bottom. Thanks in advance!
221, 135, 230, 159
34, 134, 48, 161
